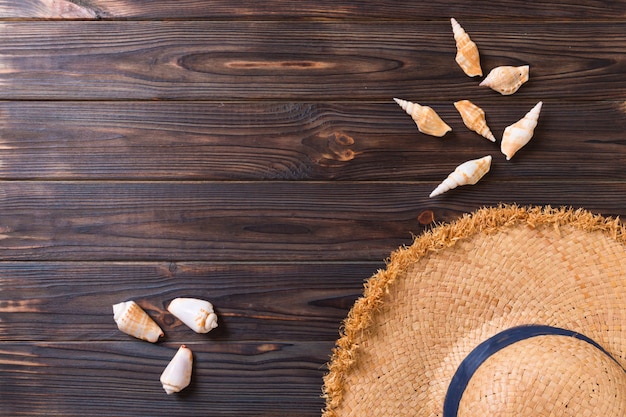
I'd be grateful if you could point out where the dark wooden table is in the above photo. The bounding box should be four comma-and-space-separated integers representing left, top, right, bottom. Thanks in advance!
1, 1, 625, 416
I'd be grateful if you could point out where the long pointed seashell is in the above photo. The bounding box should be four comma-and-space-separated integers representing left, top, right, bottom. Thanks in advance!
453, 100, 495, 142
393, 98, 451, 137
451, 18, 482, 77
160, 345, 193, 395
501, 101, 543, 160
429, 155, 492, 198
167, 297, 218, 334
112, 300, 164, 343
479, 65, 529, 95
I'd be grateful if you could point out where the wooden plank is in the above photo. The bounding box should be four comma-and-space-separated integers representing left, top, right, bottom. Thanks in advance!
2, 0, 626, 20
0, 340, 331, 416
0, 100, 624, 181
0, 181, 624, 262
0, 181, 420, 262
0, 21, 624, 100
0, 261, 367, 342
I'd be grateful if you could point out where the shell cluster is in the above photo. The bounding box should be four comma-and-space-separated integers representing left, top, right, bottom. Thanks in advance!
112, 297, 219, 394
394, 18, 543, 197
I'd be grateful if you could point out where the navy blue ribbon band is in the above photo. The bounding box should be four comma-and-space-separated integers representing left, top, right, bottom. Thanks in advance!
442, 325, 625, 417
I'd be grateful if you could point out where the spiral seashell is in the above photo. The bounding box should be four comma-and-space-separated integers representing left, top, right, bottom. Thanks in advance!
112, 300, 164, 343
451, 18, 482, 77
160, 345, 193, 395
501, 101, 543, 160
480, 65, 530, 95
393, 97, 452, 137
167, 297, 218, 334
429, 155, 492, 198
453, 100, 495, 142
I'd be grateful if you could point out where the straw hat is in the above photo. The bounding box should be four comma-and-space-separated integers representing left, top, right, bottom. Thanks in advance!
322, 204, 625, 417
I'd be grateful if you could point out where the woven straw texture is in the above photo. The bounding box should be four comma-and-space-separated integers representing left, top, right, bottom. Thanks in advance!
322, 204, 625, 417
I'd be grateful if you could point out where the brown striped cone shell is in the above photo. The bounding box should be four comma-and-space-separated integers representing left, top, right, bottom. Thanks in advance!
501, 101, 543, 160
451, 18, 482, 77
112, 300, 164, 343
480, 65, 530, 95
429, 155, 492, 197
160, 345, 193, 395
167, 297, 218, 334
394, 97, 452, 137
454, 100, 496, 142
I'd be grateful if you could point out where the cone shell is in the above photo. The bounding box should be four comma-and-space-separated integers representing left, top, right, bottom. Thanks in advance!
451, 18, 482, 77
167, 297, 218, 334
112, 300, 164, 343
454, 100, 495, 142
480, 65, 529, 95
501, 101, 543, 160
160, 345, 193, 395
394, 98, 451, 137
429, 155, 492, 198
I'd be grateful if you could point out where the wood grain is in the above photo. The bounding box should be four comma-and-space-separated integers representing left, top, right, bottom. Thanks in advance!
0, 181, 624, 262
0, 340, 331, 416
0, 261, 366, 342
0, 100, 624, 181
2, 0, 626, 20
1, 4, 625, 417
0, 21, 623, 100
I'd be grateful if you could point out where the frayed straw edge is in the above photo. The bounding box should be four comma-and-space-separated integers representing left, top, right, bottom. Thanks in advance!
321, 203, 625, 417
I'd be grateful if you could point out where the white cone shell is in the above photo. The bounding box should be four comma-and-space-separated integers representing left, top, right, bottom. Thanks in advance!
501, 101, 543, 160
112, 300, 164, 343
429, 155, 492, 197
167, 297, 218, 334
160, 345, 193, 395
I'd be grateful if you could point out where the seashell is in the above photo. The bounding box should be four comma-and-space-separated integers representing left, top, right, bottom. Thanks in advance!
112, 300, 164, 343
451, 18, 482, 77
453, 100, 495, 142
479, 65, 530, 95
167, 297, 218, 334
160, 345, 193, 395
501, 101, 543, 160
429, 155, 492, 198
393, 98, 452, 137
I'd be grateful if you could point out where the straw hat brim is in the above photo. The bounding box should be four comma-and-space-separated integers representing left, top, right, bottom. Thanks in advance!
322, 204, 626, 417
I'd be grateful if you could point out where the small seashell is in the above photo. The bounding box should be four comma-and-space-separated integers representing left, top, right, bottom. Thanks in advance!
112, 300, 164, 343
429, 155, 492, 198
451, 18, 482, 77
479, 65, 530, 95
501, 101, 543, 160
167, 297, 218, 334
394, 97, 452, 137
160, 345, 193, 395
453, 100, 495, 142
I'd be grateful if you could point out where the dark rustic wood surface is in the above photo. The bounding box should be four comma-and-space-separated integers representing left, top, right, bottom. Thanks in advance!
0, 1, 625, 416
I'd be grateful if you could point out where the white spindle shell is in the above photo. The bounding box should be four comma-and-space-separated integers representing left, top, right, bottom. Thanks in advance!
501, 101, 543, 160
480, 65, 530, 95
451, 18, 482, 77
394, 97, 452, 137
429, 155, 492, 198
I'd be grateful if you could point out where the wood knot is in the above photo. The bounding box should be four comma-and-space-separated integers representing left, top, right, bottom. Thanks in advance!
304, 132, 356, 166
418, 210, 435, 225
45, 0, 101, 18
